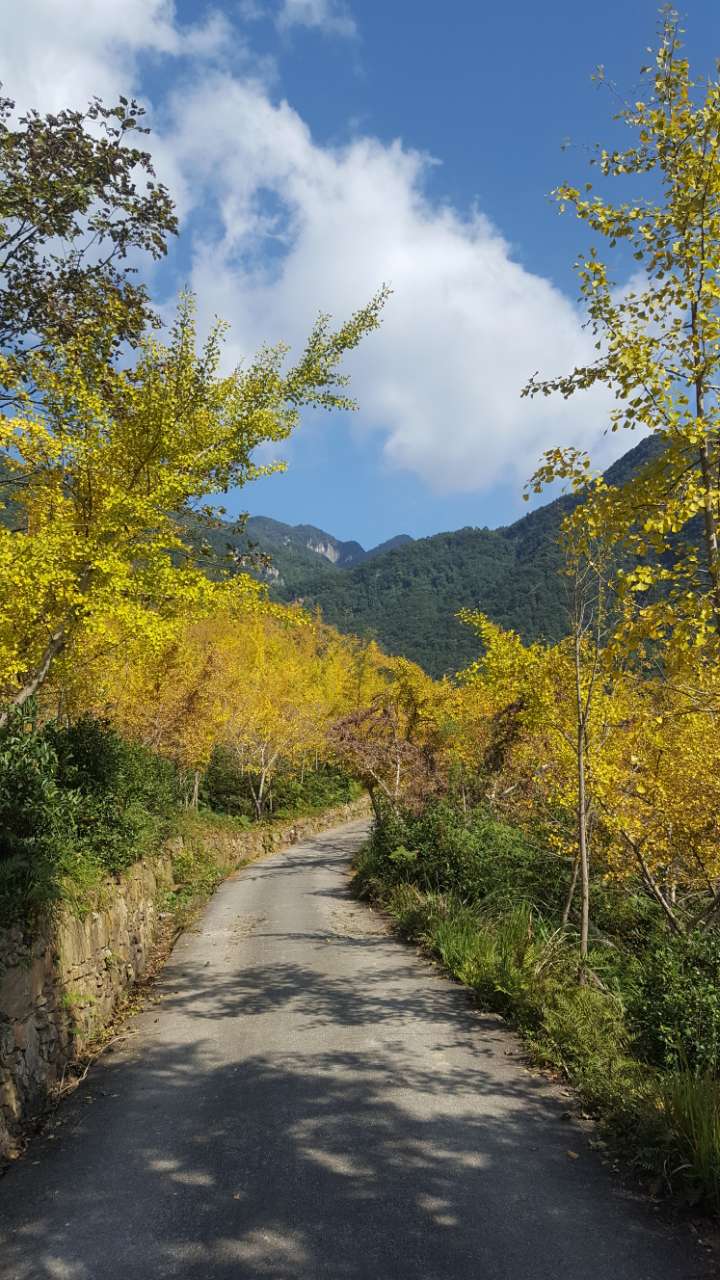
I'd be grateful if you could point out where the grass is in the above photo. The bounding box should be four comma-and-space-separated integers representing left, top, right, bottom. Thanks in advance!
664, 1073, 720, 1207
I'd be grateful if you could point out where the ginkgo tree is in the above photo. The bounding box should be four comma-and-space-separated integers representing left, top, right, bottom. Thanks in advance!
0, 289, 386, 721
455, 605, 633, 960
524, 8, 720, 658
330, 653, 452, 817
61, 601, 386, 815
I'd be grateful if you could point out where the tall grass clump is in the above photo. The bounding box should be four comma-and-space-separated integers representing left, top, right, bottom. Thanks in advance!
663, 1072, 720, 1208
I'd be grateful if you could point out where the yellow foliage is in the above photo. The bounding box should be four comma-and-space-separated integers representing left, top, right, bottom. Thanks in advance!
0, 289, 386, 716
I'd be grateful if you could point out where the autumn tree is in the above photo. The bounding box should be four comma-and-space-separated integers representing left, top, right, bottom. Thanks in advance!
524, 451, 624, 964
66, 604, 385, 815
0, 289, 386, 720
525, 10, 720, 659
330, 655, 450, 817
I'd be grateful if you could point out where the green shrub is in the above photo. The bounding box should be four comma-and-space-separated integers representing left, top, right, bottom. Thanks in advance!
367, 799, 568, 913
632, 928, 720, 1075
270, 765, 360, 817
663, 1071, 720, 1209
201, 746, 256, 818
535, 981, 631, 1101
356, 801, 720, 1209
47, 715, 179, 873
0, 708, 181, 924
48, 714, 178, 814
163, 839, 226, 928
0, 706, 81, 923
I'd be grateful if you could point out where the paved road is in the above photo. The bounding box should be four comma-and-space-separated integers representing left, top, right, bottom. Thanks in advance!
0, 819, 711, 1279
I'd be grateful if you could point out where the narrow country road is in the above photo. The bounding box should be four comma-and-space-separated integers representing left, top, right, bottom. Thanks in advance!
0, 819, 710, 1279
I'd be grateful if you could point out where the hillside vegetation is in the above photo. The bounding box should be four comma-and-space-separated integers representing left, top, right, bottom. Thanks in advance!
241, 436, 661, 676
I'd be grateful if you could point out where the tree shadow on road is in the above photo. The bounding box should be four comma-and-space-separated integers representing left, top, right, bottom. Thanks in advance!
0, 969, 707, 1279
0, 825, 707, 1278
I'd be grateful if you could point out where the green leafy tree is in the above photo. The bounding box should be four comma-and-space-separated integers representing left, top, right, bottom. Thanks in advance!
0, 92, 177, 400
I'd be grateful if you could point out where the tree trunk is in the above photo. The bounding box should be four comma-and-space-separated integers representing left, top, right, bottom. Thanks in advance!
0, 627, 66, 728
630, 837, 684, 934
574, 631, 590, 976
692, 319, 720, 630
255, 768, 268, 820
577, 726, 590, 974
562, 852, 580, 928
368, 786, 382, 823
698, 438, 720, 629
191, 769, 200, 810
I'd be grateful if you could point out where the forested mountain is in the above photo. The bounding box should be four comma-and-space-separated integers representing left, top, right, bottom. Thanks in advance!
251, 434, 660, 676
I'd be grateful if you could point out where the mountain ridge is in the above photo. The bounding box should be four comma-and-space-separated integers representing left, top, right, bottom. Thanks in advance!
244, 434, 661, 676
244, 515, 413, 569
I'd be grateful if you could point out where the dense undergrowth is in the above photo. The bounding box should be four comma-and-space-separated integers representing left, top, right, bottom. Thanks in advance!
0, 707, 360, 928
202, 745, 361, 820
354, 801, 720, 1211
0, 708, 180, 926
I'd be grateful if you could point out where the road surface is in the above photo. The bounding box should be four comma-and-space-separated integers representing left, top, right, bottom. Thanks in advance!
0, 819, 710, 1278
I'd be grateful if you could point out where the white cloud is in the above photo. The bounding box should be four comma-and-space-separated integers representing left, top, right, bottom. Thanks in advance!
1, 3, 621, 496
0, 0, 229, 115
164, 75, 616, 493
276, 0, 357, 38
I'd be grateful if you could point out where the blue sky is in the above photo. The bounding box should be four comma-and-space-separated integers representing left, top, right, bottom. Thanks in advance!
4, 1, 720, 546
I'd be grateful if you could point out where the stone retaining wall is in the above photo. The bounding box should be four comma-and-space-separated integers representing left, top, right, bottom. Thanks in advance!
0, 798, 370, 1159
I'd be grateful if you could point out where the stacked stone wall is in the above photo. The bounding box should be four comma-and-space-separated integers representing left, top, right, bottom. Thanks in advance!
0, 798, 370, 1158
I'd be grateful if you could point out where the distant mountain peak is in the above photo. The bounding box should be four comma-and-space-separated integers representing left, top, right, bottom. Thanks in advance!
244, 516, 414, 570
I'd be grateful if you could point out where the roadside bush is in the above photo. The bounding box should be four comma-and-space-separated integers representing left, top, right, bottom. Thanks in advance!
47, 715, 179, 873
201, 746, 255, 818
270, 765, 360, 817
49, 715, 179, 816
0, 707, 181, 925
367, 799, 569, 913
0, 707, 80, 924
356, 802, 720, 1210
632, 928, 720, 1076
663, 1072, 720, 1207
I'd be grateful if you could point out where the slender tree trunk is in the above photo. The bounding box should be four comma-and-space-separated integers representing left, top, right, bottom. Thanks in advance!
255, 771, 267, 819
577, 727, 590, 973
191, 769, 200, 810
629, 837, 684, 934
368, 786, 382, 823
574, 631, 590, 976
562, 852, 580, 927
692, 321, 720, 629
0, 627, 66, 728
698, 438, 720, 628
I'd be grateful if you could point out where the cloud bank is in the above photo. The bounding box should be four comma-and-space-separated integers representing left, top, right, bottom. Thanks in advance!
0, 1, 618, 495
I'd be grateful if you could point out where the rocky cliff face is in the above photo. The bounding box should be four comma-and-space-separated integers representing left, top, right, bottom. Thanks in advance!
306, 537, 343, 564
245, 516, 413, 570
